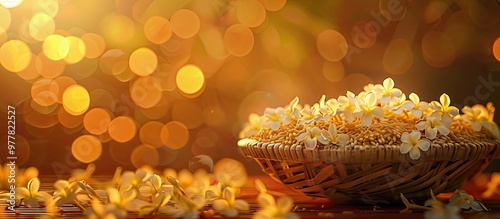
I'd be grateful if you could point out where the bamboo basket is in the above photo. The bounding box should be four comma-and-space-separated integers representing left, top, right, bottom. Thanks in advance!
238, 136, 500, 202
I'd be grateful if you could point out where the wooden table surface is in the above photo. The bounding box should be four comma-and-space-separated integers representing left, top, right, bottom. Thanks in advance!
2, 175, 500, 218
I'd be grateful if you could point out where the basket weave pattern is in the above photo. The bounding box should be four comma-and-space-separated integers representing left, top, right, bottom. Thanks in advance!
239, 139, 498, 201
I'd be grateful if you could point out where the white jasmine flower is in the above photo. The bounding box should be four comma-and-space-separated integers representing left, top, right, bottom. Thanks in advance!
320, 124, 349, 146
357, 93, 384, 127
338, 91, 362, 122
408, 93, 429, 118
373, 78, 402, 104
429, 93, 459, 126
399, 131, 430, 160
296, 127, 324, 150
416, 117, 450, 139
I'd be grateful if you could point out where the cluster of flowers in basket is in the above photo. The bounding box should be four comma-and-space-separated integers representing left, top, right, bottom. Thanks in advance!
0, 160, 298, 219
240, 77, 500, 160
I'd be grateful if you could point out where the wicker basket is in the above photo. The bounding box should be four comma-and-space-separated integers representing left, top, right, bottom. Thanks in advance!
238, 137, 500, 203
238, 78, 500, 203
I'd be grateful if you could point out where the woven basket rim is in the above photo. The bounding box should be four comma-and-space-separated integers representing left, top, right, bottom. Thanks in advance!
238, 138, 500, 164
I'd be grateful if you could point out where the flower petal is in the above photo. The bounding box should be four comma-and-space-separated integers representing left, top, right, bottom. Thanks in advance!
54, 180, 69, 192
409, 92, 419, 104
295, 132, 306, 142
440, 93, 450, 108
441, 114, 453, 126
28, 178, 40, 195
361, 114, 372, 127
17, 187, 30, 199
412, 109, 422, 118
417, 140, 430, 151
269, 121, 280, 130
415, 121, 427, 131
425, 127, 438, 139
470, 202, 484, 211
400, 132, 410, 143
257, 193, 275, 207
409, 130, 421, 142
372, 107, 384, 118
234, 199, 250, 211
471, 122, 482, 131
107, 188, 120, 205
337, 134, 349, 146
400, 142, 412, 154
304, 137, 317, 150
437, 126, 450, 136
213, 199, 229, 211
409, 147, 421, 160
383, 78, 394, 89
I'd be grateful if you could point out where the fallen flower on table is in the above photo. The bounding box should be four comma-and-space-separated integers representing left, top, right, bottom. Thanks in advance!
212, 186, 249, 217
16, 177, 52, 208
138, 191, 171, 217
449, 190, 487, 211
254, 179, 299, 219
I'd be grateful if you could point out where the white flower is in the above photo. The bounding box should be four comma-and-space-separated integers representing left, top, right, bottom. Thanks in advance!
297, 104, 321, 125
239, 114, 266, 138
416, 117, 450, 139
320, 124, 349, 146
357, 93, 384, 127
263, 107, 289, 130
53, 180, 81, 207
400, 131, 430, 160
285, 97, 301, 120
429, 93, 459, 126
449, 190, 484, 211
138, 191, 171, 217
408, 93, 429, 118
318, 95, 338, 122
388, 93, 414, 115
364, 83, 375, 93
338, 91, 362, 122
263, 107, 285, 130
296, 127, 324, 150
212, 187, 249, 217
254, 179, 299, 219
16, 178, 51, 208
461, 106, 489, 131
373, 77, 402, 104
138, 174, 163, 197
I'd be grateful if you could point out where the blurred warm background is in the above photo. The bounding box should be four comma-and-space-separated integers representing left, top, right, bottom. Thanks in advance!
0, 0, 499, 176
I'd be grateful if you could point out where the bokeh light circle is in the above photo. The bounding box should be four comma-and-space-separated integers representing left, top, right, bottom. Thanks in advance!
71, 135, 102, 163
43, 34, 69, 61
170, 9, 200, 39
29, 13, 55, 41
144, 16, 172, 44
0, 40, 32, 72
81, 33, 106, 59
383, 38, 413, 75
317, 29, 348, 62
160, 121, 189, 150
176, 64, 205, 95
139, 121, 164, 148
224, 24, 254, 57
130, 76, 162, 108
31, 78, 57, 106
421, 31, 455, 68
131, 144, 160, 168
62, 85, 90, 116
237, 0, 266, 28
260, 0, 286, 11
83, 108, 112, 135
322, 61, 345, 82
129, 47, 157, 76
493, 37, 500, 62
64, 36, 86, 64
108, 116, 137, 143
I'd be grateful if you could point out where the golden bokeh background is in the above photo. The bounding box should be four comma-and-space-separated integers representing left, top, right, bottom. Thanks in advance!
0, 0, 499, 175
